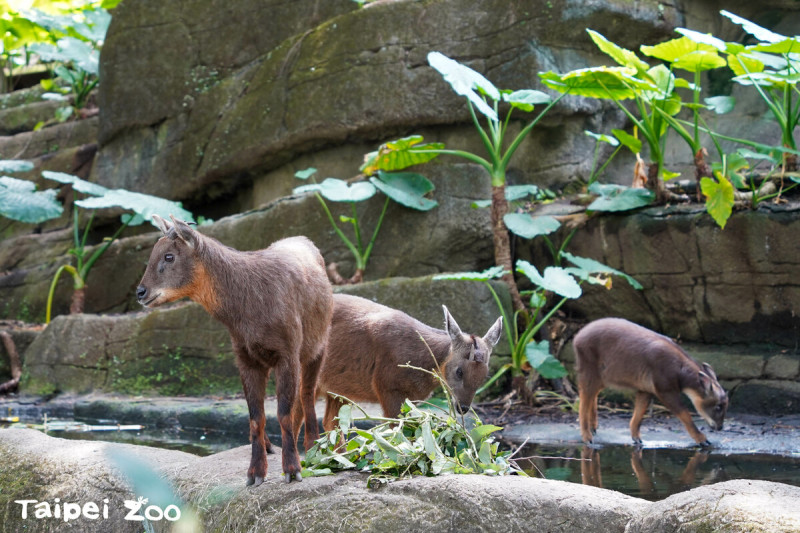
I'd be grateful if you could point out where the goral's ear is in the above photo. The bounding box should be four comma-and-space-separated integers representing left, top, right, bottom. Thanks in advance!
169, 214, 198, 248
483, 316, 503, 347
698, 371, 714, 395
701, 362, 718, 380
443, 305, 464, 344
152, 214, 173, 236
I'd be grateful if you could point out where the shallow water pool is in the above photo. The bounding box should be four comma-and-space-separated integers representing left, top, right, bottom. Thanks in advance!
513, 442, 800, 501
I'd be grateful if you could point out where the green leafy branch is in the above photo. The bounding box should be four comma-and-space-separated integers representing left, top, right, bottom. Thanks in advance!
302, 366, 524, 485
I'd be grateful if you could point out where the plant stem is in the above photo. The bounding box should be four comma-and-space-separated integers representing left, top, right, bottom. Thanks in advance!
46, 264, 82, 323
361, 196, 390, 271
315, 193, 364, 270
491, 184, 525, 314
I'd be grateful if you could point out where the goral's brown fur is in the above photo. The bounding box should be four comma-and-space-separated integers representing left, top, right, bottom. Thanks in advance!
138, 215, 332, 485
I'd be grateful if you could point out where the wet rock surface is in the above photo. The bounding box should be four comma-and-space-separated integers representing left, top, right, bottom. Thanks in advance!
0, 425, 798, 532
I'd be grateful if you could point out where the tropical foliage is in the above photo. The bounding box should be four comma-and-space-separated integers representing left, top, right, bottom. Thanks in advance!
294, 165, 437, 284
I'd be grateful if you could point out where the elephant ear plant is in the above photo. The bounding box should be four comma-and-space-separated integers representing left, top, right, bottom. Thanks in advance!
365, 52, 568, 313
0, 160, 62, 223
41, 171, 196, 322
435, 253, 641, 400
294, 164, 437, 284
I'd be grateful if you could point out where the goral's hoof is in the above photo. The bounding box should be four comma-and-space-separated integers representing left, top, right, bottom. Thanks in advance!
284, 472, 303, 483
632, 437, 643, 447
247, 475, 265, 487
698, 439, 712, 448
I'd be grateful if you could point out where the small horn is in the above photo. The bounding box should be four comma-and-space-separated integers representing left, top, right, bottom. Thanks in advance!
152, 214, 172, 236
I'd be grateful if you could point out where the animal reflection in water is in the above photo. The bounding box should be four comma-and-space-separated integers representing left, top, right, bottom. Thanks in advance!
579, 447, 723, 497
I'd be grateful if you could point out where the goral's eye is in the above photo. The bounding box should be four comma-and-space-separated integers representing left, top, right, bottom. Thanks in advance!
456, 367, 463, 380
164, 253, 175, 263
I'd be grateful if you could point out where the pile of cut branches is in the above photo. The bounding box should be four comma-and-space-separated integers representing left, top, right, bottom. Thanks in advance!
302, 366, 525, 486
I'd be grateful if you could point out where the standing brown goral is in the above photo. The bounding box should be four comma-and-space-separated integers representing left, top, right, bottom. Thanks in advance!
574, 317, 728, 447
136, 215, 333, 485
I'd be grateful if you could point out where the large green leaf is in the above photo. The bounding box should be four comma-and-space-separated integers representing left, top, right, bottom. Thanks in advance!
503, 213, 560, 239
0, 176, 63, 223
540, 67, 643, 100
432, 266, 506, 282
641, 36, 717, 61
727, 52, 765, 78
700, 173, 735, 229
587, 183, 655, 212
524, 340, 567, 379
516, 260, 581, 299
502, 89, 551, 112
294, 177, 377, 203
612, 129, 642, 154
0, 160, 34, 173
752, 38, 800, 55
360, 136, 444, 175
641, 36, 725, 72
561, 251, 643, 290
75, 189, 195, 226
29, 37, 99, 75
704, 95, 735, 114
588, 30, 650, 72
734, 70, 800, 89
42, 171, 109, 197
673, 50, 727, 72
428, 51, 499, 121
643, 64, 679, 100
370, 171, 438, 211
720, 10, 785, 44
675, 28, 727, 52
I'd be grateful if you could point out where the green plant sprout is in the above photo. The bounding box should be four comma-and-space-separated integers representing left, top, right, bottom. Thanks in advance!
434, 257, 642, 395
365, 52, 568, 313
0, 159, 62, 223
294, 166, 437, 284
638, 33, 730, 199
41, 171, 196, 322
301, 363, 524, 485
541, 30, 690, 204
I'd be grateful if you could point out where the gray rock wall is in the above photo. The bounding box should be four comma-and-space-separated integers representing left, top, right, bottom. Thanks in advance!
524, 203, 800, 347
93, 0, 683, 205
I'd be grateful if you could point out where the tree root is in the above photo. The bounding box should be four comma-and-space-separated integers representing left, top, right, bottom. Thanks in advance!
0, 330, 22, 394
326, 263, 363, 285
733, 180, 778, 207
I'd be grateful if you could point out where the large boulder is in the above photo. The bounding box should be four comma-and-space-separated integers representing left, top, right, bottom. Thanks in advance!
1, 428, 799, 532
93, 0, 800, 212
94, 0, 681, 205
